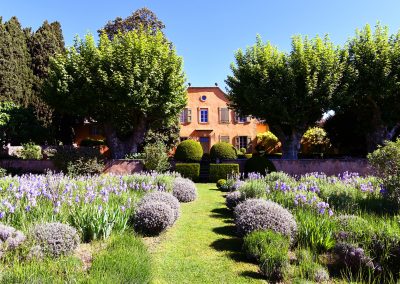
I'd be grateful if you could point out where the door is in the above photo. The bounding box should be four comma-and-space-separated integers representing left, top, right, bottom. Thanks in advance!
199, 137, 210, 154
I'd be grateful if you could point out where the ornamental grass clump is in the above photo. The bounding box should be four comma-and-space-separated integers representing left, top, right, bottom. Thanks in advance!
0, 224, 26, 255
139, 192, 180, 223
172, 177, 197, 202
32, 222, 80, 258
225, 191, 243, 210
235, 199, 297, 239
133, 201, 174, 236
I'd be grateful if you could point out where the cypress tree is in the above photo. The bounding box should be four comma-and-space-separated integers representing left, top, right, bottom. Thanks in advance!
0, 16, 33, 106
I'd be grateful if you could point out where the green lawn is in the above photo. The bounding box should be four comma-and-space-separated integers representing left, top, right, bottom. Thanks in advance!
152, 184, 266, 284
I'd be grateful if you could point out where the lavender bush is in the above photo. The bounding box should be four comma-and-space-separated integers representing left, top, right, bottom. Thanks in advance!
235, 199, 297, 239
139, 192, 180, 223
133, 201, 174, 236
172, 177, 197, 202
0, 223, 25, 256
32, 222, 80, 258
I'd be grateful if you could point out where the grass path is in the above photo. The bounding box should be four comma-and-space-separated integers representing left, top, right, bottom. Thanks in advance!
151, 184, 266, 284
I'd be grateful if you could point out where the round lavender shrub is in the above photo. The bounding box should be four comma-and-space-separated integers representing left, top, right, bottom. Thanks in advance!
172, 177, 197, 202
134, 201, 174, 236
32, 222, 80, 258
235, 199, 297, 239
226, 191, 243, 210
0, 224, 26, 253
233, 198, 266, 220
139, 192, 180, 223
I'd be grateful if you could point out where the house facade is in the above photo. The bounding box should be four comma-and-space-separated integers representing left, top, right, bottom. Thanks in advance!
74, 86, 267, 154
180, 87, 267, 153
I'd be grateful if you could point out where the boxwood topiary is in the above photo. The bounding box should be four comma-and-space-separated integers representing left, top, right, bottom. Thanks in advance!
210, 142, 237, 161
245, 155, 276, 174
209, 164, 239, 182
174, 140, 203, 162
174, 163, 200, 181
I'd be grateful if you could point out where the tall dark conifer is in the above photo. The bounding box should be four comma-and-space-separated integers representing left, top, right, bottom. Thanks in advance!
0, 17, 33, 106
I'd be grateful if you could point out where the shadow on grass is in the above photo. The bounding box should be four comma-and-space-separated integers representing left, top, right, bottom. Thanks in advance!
212, 225, 236, 237
209, 202, 264, 280
240, 271, 265, 280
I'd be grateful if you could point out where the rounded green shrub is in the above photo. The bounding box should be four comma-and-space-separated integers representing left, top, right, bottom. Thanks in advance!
210, 142, 237, 161
216, 179, 227, 190
245, 155, 276, 174
174, 140, 203, 162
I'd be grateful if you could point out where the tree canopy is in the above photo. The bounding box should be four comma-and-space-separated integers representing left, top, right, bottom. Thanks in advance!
226, 35, 344, 159
98, 7, 165, 39
44, 29, 186, 158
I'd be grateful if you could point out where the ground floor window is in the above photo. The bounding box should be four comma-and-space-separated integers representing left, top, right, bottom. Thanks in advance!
236, 136, 249, 150
220, 135, 230, 143
180, 137, 188, 142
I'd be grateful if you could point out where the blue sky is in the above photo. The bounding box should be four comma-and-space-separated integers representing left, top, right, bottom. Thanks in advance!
2, 1, 400, 89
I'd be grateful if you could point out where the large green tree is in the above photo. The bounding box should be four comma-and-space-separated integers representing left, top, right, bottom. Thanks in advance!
44, 30, 187, 158
337, 23, 400, 152
98, 7, 165, 39
226, 35, 344, 159
0, 17, 33, 106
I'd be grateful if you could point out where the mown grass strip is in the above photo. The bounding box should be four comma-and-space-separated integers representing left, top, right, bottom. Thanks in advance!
152, 184, 266, 284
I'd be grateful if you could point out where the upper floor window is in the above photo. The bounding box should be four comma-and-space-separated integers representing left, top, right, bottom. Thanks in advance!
200, 95, 207, 102
180, 108, 192, 123
235, 113, 249, 123
219, 108, 230, 124
199, 108, 208, 123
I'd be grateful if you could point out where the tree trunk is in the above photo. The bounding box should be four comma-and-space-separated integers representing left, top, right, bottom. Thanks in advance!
104, 119, 147, 159
272, 126, 303, 160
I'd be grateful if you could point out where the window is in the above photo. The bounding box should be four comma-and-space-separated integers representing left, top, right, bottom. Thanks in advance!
180, 108, 192, 123
90, 125, 103, 136
199, 108, 208, 123
220, 135, 230, 143
180, 137, 188, 142
200, 95, 207, 102
236, 136, 250, 150
219, 108, 230, 123
235, 113, 247, 123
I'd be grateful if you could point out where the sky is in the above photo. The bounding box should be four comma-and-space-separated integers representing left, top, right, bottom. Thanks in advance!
1, 1, 400, 90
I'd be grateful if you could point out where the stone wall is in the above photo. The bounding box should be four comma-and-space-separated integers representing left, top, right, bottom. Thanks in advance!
0, 159, 57, 173
222, 158, 372, 176
103, 159, 144, 174
0, 158, 372, 176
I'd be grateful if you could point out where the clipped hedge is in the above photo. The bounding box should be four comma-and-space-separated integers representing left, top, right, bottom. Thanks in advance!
245, 155, 276, 174
210, 142, 237, 161
174, 140, 203, 162
174, 163, 200, 181
209, 163, 239, 182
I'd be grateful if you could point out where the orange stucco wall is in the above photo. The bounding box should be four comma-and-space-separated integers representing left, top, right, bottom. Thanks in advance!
74, 86, 268, 154
180, 87, 267, 153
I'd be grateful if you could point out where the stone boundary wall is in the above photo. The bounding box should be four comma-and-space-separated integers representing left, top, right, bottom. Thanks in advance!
223, 158, 372, 176
0, 158, 372, 176
103, 159, 144, 174
0, 159, 57, 173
